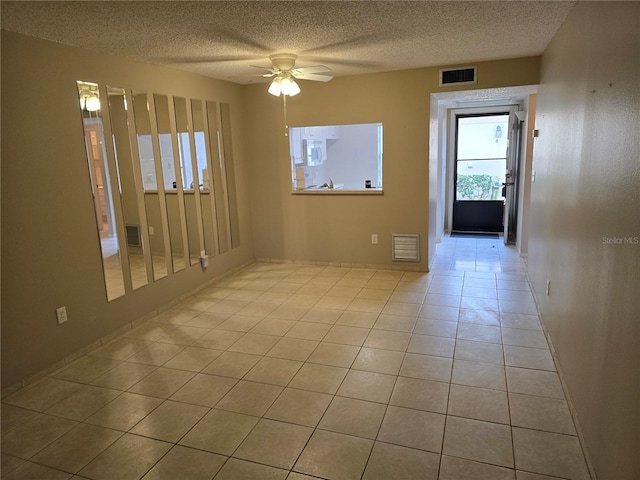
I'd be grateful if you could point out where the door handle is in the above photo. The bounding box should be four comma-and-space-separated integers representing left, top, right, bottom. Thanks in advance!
501, 182, 514, 197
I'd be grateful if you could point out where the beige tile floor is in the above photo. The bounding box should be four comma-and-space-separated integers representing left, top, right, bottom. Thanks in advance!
1, 235, 592, 479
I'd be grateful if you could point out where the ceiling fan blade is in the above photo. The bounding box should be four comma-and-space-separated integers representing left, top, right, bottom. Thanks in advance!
293, 65, 331, 75
236, 73, 275, 78
249, 65, 277, 74
294, 72, 333, 82
249, 64, 273, 70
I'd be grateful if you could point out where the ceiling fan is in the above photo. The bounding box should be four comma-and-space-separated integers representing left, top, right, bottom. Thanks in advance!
250, 53, 333, 97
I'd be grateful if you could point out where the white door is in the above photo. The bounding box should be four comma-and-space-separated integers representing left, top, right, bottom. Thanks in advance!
503, 110, 525, 244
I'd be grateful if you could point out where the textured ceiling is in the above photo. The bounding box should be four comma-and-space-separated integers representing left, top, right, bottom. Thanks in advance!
1, 1, 576, 84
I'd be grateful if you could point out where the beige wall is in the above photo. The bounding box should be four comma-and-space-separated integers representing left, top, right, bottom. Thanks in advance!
1, 31, 254, 388
528, 3, 640, 479
245, 57, 540, 269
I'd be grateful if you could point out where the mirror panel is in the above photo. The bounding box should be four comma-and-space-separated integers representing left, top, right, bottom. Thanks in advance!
191, 99, 216, 257
220, 103, 240, 248
77, 81, 125, 301
154, 93, 187, 272
131, 91, 169, 280
174, 96, 201, 265
206, 100, 230, 254
191, 100, 210, 193
78, 82, 243, 293
106, 87, 149, 290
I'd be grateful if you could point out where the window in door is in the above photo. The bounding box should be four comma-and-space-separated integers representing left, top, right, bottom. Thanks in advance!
455, 114, 509, 201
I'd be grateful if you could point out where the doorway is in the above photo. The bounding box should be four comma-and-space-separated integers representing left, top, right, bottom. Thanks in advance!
428, 87, 536, 270
452, 113, 509, 233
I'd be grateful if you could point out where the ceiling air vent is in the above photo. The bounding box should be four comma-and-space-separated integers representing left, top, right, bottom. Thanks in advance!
392, 234, 420, 262
439, 66, 477, 87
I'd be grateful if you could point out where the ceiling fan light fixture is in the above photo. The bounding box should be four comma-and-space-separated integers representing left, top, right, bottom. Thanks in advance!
85, 95, 101, 111
280, 76, 300, 96
268, 74, 301, 97
79, 88, 101, 111
268, 77, 282, 96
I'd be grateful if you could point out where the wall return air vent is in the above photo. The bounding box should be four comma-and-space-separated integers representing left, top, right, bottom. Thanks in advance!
439, 66, 477, 87
392, 234, 420, 262
126, 224, 142, 247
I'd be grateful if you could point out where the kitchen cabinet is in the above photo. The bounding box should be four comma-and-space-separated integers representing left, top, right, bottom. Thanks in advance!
323, 126, 340, 139
301, 126, 322, 139
301, 126, 340, 140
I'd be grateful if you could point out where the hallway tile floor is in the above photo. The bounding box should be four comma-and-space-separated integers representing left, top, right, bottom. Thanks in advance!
1, 236, 591, 479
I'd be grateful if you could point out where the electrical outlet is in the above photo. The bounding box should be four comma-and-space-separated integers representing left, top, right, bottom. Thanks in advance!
149, 226, 154, 235
56, 306, 68, 325
546, 279, 550, 296
371, 234, 378, 245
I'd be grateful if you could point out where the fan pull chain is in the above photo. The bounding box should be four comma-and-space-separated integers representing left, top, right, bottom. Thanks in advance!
283, 94, 288, 137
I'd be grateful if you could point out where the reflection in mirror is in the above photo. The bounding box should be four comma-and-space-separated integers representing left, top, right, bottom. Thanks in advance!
106, 87, 149, 290
206, 100, 230, 253
174, 97, 201, 265
77, 81, 125, 301
154, 94, 186, 272
191, 99, 216, 257
131, 91, 169, 280
220, 103, 241, 248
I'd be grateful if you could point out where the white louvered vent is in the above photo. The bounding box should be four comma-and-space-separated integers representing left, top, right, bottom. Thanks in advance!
392, 234, 420, 262
126, 224, 142, 247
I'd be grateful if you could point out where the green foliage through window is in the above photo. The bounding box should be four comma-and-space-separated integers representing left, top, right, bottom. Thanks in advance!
457, 174, 501, 200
